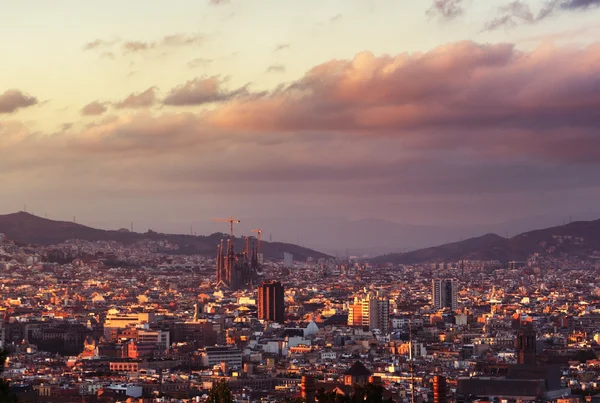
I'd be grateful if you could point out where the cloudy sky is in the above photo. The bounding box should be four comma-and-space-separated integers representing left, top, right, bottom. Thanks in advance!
2, 0, 600, 237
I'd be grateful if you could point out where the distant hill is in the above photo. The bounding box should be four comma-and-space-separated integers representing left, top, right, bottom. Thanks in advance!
0, 212, 329, 260
372, 219, 600, 264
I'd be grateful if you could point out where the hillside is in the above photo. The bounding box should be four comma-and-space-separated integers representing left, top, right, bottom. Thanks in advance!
0, 212, 329, 260
372, 219, 600, 264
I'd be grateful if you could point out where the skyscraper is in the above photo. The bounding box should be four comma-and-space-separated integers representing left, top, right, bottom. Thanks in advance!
257, 281, 285, 323
432, 278, 458, 310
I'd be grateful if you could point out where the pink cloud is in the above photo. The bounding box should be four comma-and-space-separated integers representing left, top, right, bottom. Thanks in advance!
115, 87, 157, 109
206, 41, 600, 143
163, 76, 249, 106
2, 41, 600, 207
81, 101, 108, 116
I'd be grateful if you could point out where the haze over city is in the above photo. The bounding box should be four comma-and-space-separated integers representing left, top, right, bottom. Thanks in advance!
2, 0, 600, 250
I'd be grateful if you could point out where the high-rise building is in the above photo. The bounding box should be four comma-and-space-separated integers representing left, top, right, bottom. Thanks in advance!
432, 278, 458, 310
516, 324, 537, 365
257, 281, 285, 323
348, 300, 363, 327
433, 375, 448, 403
301, 376, 316, 403
348, 292, 389, 333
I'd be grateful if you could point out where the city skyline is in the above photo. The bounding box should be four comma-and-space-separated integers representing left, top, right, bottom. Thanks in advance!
2, 0, 600, 232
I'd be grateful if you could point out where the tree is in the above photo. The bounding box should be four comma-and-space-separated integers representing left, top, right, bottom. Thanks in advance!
351, 383, 385, 403
206, 379, 233, 403
0, 349, 18, 403
316, 388, 349, 403
574, 349, 597, 363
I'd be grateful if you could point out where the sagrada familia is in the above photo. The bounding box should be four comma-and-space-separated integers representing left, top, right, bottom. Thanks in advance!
215, 237, 260, 290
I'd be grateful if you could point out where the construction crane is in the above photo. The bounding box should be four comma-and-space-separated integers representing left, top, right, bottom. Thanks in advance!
252, 228, 263, 255
213, 216, 241, 238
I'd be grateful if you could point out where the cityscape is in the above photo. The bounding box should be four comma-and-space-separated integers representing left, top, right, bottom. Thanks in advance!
2, 0, 600, 402
0, 212, 599, 402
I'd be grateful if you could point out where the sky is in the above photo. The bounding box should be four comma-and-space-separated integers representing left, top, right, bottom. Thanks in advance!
1, 0, 600, 241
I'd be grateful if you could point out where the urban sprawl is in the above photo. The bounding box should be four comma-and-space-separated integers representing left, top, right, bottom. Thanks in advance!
1, 230, 600, 403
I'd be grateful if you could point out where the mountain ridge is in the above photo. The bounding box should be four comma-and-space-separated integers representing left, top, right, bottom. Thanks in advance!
0, 212, 330, 260
372, 219, 600, 264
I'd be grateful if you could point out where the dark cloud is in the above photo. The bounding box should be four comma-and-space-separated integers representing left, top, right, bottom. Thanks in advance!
427, 0, 465, 20
114, 88, 157, 109
484, 1, 535, 31
209, 0, 229, 4
80, 101, 108, 116
484, 0, 600, 30
0, 90, 38, 114
561, 0, 600, 9
163, 76, 250, 106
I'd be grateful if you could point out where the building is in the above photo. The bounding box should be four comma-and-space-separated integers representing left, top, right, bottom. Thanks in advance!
301, 376, 316, 403
216, 238, 259, 290
104, 312, 156, 337
457, 328, 570, 401
257, 280, 285, 324
109, 360, 144, 372
517, 324, 537, 365
432, 278, 458, 310
173, 320, 220, 348
105, 384, 143, 399
137, 327, 170, 349
433, 375, 447, 403
389, 341, 427, 358
200, 346, 243, 368
343, 361, 372, 386
457, 365, 570, 402
348, 301, 363, 327
348, 292, 390, 333
122, 339, 156, 359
